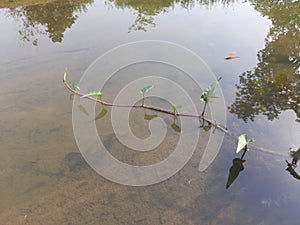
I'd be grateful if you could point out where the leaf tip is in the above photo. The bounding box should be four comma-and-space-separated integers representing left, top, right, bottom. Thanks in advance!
63, 70, 67, 83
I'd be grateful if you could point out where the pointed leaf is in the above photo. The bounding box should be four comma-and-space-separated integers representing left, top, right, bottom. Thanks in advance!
140, 85, 154, 95
172, 105, 182, 111
63, 70, 67, 82
290, 148, 300, 158
201, 77, 221, 103
72, 81, 80, 90
80, 91, 102, 99
248, 138, 255, 143
236, 134, 248, 153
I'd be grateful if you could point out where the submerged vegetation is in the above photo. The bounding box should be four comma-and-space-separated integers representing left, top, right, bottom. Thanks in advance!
63, 72, 287, 156
63, 72, 300, 189
64, 71, 298, 187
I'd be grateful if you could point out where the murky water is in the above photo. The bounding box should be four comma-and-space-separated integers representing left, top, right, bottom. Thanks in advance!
0, 0, 299, 224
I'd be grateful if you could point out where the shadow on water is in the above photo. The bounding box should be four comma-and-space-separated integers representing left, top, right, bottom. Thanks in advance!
226, 147, 300, 190
226, 157, 246, 189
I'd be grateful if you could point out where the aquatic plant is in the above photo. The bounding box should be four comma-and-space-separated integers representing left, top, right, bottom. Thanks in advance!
63, 71, 282, 157
236, 134, 254, 159
81, 91, 103, 100
140, 85, 154, 106
200, 77, 221, 117
72, 81, 80, 91
171, 105, 182, 116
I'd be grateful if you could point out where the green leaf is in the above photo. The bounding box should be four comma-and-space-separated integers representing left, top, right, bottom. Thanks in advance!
63, 70, 67, 82
80, 91, 102, 100
248, 138, 255, 143
236, 134, 248, 153
140, 85, 154, 95
200, 77, 221, 103
72, 81, 80, 90
236, 134, 254, 153
290, 148, 300, 158
172, 105, 182, 112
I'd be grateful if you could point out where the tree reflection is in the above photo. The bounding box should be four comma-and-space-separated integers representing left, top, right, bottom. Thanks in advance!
106, 0, 177, 32
6, 0, 93, 45
106, 0, 238, 32
229, 0, 300, 123
4, 0, 240, 44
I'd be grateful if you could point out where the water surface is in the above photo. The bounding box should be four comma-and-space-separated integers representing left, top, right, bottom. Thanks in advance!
0, 0, 299, 224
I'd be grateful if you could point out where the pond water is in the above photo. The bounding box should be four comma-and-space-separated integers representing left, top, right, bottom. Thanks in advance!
0, 0, 299, 224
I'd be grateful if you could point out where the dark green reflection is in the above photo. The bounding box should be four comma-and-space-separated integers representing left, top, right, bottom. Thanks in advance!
5, 0, 93, 45
229, 0, 300, 123
106, 0, 239, 32
3, 0, 240, 43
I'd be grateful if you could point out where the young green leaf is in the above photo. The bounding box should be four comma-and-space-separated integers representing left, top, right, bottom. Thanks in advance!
140, 85, 154, 95
200, 77, 222, 103
236, 134, 248, 153
236, 134, 254, 153
171, 105, 182, 111
72, 81, 80, 90
248, 138, 255, 143
290, 148, 300, 158
80, 91, 102, 100
63, 70, 67, 82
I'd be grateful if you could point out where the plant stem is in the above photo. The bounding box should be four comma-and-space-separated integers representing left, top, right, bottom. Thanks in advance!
241, 146, 248, 160
201, 101, 207, 117
142, 94, 145, 106
63, 74, 286, 157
